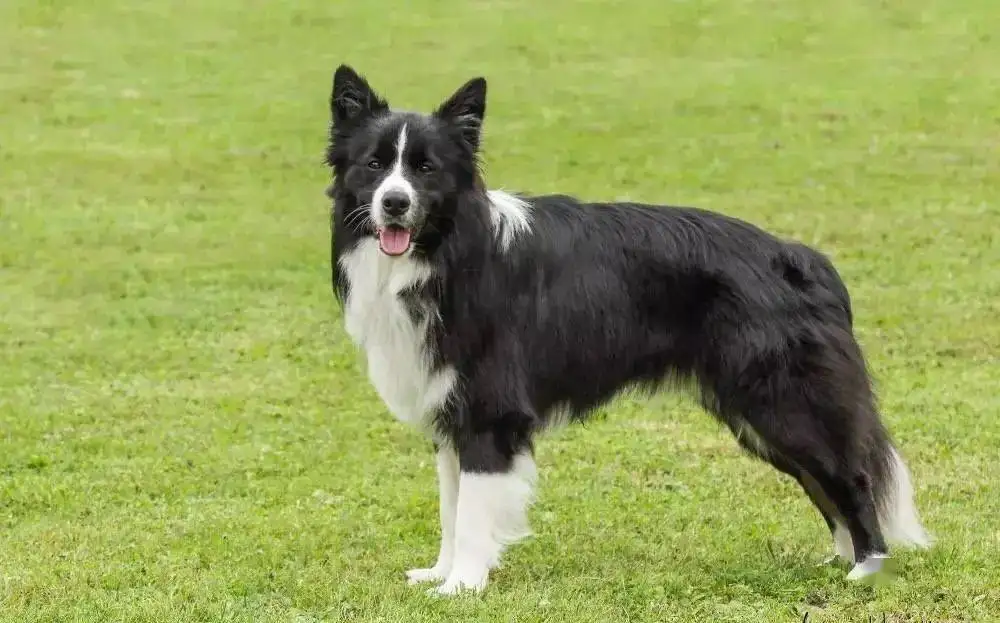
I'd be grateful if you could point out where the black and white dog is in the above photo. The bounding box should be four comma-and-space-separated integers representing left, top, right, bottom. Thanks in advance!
324, 65, 931, 594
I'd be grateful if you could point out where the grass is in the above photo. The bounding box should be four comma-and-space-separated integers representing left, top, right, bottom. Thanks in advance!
1, 0, 998, 620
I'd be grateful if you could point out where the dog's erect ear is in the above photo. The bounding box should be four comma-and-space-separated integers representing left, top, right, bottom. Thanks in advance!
331, 64, 388, 126
435, 77, 487, 151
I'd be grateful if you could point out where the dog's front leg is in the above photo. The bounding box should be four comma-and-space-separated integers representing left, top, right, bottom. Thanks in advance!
433, 442, 537, 595
406, 445, 460, 585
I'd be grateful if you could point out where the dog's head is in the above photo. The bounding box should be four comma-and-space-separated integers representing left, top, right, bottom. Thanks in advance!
326, 64, 487, 257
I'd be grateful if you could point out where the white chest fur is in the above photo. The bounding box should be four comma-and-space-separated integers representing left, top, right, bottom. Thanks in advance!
338, 239, 457, 429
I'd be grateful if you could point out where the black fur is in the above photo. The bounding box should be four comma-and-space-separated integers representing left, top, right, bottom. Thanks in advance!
325, 64, 921, 568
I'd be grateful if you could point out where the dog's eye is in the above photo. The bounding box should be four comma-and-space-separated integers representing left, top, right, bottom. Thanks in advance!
417, 161, 435, 174
367, 159, 383, 170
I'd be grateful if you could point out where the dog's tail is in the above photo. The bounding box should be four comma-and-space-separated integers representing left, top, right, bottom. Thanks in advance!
868, 436, 933, 549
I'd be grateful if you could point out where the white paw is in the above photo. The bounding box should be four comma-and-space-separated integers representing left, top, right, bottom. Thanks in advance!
430, 570, 489, 596
405, 566, 449, 585
846, 554, 895, 582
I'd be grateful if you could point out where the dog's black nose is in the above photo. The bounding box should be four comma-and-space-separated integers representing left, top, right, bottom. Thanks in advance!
381, 191, 411, 216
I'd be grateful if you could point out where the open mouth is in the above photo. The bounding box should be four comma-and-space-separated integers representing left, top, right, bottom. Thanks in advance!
377, 225, 412, 256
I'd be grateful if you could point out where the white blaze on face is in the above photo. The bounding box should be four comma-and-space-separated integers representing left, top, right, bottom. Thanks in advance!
372, 124, 417, 256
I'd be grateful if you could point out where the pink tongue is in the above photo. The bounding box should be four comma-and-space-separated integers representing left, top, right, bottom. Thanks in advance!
378, 227, 412, 256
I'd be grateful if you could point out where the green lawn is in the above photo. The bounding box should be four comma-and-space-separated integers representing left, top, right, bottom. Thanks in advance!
2, 0, 998, 621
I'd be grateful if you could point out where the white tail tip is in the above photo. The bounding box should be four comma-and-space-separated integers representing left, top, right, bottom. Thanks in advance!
878, 447, 932, 548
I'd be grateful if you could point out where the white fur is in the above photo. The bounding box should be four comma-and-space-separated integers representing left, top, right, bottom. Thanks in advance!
877, 447, 932, 548
371, 124, 415, 227
486, 189, 532, 251
847, 553, 890, 581
407, 447, 460, 584
832, 523, 854, 562
734, 421, 771, 459
542, 402, 574, 431
339, 238, 456, 428
433, 452, 537, 595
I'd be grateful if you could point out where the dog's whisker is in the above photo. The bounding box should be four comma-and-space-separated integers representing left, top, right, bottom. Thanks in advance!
344, 206, 374, 230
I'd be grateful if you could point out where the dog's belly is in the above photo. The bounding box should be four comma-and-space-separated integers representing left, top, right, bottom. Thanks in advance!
339, 240, 456, 429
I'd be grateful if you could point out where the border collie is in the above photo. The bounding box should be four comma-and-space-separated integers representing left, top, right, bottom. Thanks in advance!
324, 64, 931, 594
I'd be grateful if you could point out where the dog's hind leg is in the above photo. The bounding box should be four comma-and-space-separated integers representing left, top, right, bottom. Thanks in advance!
730, 421, 853, 563
718, 324, 929, 580
799, 471, 855, 564
740, 410, 890, 579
